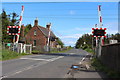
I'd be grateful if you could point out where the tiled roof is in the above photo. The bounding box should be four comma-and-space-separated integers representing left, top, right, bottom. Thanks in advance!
37, 26, 56, 38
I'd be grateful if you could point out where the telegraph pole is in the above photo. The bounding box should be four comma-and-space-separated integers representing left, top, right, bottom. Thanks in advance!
92, 5, 106, 58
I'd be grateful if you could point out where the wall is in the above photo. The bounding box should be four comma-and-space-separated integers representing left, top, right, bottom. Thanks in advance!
101, 43, 120, 72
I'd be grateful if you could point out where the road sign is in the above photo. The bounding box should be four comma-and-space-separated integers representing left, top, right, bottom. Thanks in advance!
7, 26, 20, 35
92, 28, 106, 37
9, 28, 19, 33
7, 43, 11, 46
94, 29, 105, 36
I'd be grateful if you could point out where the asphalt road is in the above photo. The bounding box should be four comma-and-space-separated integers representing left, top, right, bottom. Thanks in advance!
1, 49, 105, 79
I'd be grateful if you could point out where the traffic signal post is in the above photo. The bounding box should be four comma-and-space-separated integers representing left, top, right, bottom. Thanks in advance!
7, 6, 24, 53
92, 5, 107, 58
92, 28, 106, 57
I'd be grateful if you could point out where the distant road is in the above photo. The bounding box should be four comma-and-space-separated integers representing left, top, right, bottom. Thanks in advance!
2, 49, 105, 79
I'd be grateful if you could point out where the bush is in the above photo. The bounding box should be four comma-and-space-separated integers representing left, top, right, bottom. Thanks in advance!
1, 49, 31, 60
82, 45, 89, 50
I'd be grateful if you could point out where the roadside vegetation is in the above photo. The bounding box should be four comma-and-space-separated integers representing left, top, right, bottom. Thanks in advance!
75, 34, 94, 55
32, 46, 73, 54
75, 33, 120, 54
81, 44, 94, 54
91, 58, 120, 78
75, 33, 120, 78
50, 46, 73, 53
1, 49, 32, 61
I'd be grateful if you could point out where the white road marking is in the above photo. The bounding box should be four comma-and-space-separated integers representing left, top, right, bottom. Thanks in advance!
79, 54, 91, 69
86, 64, 90, 69
15, 71, 22, 74
20, 57, 50, 61
64, 55, 87, 78
79, 57, 85, 64
2, 56, 64, 78
20, 56, 64, 62
82, 57, 85, 61
49, 56, 64, 61
69, 53, 76, 55
1, 61, 48, 79
21, 55, 43, 58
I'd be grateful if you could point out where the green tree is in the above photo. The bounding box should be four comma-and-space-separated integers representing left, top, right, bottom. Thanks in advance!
1, 10, 19, 43
24, 24, 32, 35
56, 38, 64, 48
75, 33, 120, 49
75, 34, 92, 49
8, 12, 19, 26
2, 10, 12, 43
75, 37, 84, 49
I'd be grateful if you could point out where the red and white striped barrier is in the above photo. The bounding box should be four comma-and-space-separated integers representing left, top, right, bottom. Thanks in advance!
98, 5, 105, 46
98, 5, 102, 27
16, 5, 24, 43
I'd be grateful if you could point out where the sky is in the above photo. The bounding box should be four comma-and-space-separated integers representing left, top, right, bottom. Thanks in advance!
1, 2, 119, 46
1, 0, 120, 2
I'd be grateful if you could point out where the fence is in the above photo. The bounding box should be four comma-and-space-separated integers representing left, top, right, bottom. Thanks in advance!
2, 43, 32, 54
32, 45, 46, 52
3, 43, 67, 54
100, 42, 120, 72
32, 45, 67, 53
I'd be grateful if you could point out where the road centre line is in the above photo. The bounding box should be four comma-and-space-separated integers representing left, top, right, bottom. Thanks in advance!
1, 56, 64, 79
1, 61, 48, 79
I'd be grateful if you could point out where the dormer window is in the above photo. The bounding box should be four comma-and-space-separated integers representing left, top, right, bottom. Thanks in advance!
34, 30, 36, 35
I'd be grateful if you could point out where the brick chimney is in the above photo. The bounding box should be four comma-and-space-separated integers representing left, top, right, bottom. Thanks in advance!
46, 23, 51, 30
34, 17, 38, 26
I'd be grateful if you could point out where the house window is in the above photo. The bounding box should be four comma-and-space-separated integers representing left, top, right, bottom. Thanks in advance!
33, 40, 36, 46
34, 30, 36, 35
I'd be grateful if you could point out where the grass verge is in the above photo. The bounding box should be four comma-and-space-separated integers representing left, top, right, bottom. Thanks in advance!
91, 58, 120, 78
1, 49, 32, 61
84, 48, 94, 54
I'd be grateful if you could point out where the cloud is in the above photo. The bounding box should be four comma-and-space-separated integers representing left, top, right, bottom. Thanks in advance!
104, 22, 118, 34
62, 39, 77, 46
65, 41, 76, 44
58, 27, 91, 34
75, 27, 91, 31
57, 34, 82, 46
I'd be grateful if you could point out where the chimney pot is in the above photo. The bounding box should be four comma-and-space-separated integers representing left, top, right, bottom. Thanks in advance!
34, 17, 38, 26
46, 23, 51, 30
